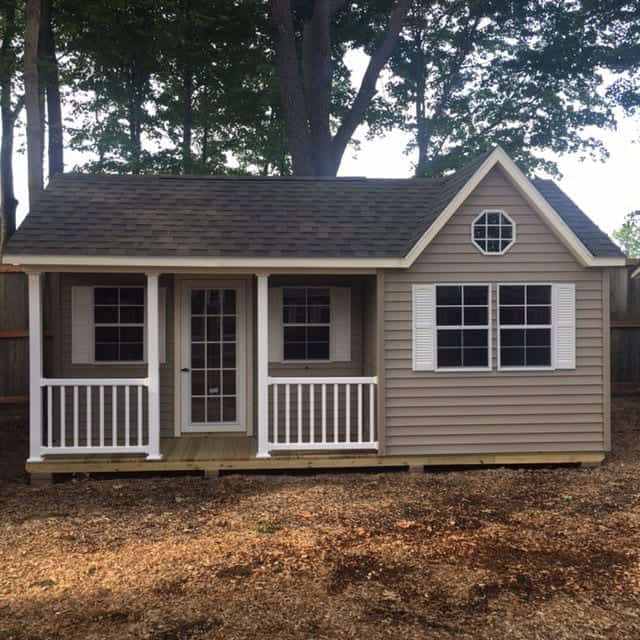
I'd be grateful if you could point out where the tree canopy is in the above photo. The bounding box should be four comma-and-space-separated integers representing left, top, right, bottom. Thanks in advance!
613, 210, 640, 258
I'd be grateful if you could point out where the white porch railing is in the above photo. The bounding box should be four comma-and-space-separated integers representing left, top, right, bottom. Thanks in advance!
39, 378, 151, 456
267, 377, 378, 451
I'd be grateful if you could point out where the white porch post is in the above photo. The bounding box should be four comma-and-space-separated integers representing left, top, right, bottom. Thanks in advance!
27, 272, 44, 462
146, 272, 163, 460
256, 273, 270, 458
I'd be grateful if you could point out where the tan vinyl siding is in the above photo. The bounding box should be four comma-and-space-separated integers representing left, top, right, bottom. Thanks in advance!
58, 273, 175, 438
383, 166, 606, 456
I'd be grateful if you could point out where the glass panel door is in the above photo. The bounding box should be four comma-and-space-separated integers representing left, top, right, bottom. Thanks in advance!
189, 288, 237, 426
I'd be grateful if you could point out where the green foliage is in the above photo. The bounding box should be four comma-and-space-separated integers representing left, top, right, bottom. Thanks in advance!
612, 211, 640, 258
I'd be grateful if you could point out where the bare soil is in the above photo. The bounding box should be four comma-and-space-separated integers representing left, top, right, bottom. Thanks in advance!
1, 398, 640, 639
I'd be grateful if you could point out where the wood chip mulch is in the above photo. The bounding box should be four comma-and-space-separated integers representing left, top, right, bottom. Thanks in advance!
2, 397, 640, 639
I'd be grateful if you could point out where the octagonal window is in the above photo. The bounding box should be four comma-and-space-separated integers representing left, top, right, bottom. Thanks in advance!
472, 210, 515, 254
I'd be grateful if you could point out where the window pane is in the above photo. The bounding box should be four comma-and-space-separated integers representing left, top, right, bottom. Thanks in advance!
120, 326, 143, 343
120, 343, 143, 361
308, 341, 330, 360
463, 329, 488, 348
438, 348, 462, 367
308, 306, 330, 323
95, 343, 118, 361
284, 341, 306, 360
95, 306, 118, 324
191, 317, 205, 342
191, 371, 205, 396
223, 370, 236, 395
501, 347, 525, 367
308, 289, 330, 305
206, 317, 221, 342
222, 343, 236, 368
464, 286, 487, 306
527, 306, 551, 325
120, 306, 144, 323
222, 397, 237, 422
487, 225, 500, 239
95, 288, 118, 305
223, 289, 236, 315
307, 326, 330, 342
283, 306, 307, 323
206, 370, 221, 396
120, 288, 144, 305
499, 240, 511, 252
473, 224, 485, 239
463, 347, 487, 367
207, 343, 221, 369
501, 329, 525, 347
502, 225, 513, 240
526, 328, 551, 347
487, 212, 500, 225
487, 239, 500, 253
191, 290, 205, 314
463, 307, 488, 326
191, 344, 205, 368
438, 329, 462, 347
526, 346, 551, 366
191, 398, 205, 423
527, 285, 551, 305
283, 288, 306, 306
437, 307, 462, 326
500, 307, 525, 325
206, 398, 221, 423
436, 286, 461, 306
500, 286, 524, 305
284, 326, 306, 342
222, 317, 236, 341
95, 327, 119, 343
475, 239, 487, 251
206, 290, 220, 314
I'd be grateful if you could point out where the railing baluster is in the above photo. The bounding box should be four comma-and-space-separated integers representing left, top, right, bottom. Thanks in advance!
369, 383, 375, 442
297, 383, 302, 444
47, 385, 52, 448
73, 385, 79, 447
321, 384, 327, 444
125, 385, 130, 447
285, 384, 290, 444
345, 384, 351, 443
309, 384, 315, 444
86, 386, 92, 447
99, 386, 105, 447
60, 386, 66, 447
333, 383, 338, 443
273, 384, 278, 444
357, 383, 363, 444
137, 385, 143, 446
112, 385, 117, 447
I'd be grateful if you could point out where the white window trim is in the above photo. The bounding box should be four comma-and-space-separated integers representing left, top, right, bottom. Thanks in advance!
471, 209, 516, 256
434, 283, 492, 373
93, 286, 146, 364
497, 282, 555, 372
282, 285, 331, 364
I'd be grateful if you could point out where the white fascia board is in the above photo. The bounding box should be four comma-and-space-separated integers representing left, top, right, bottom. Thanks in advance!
403, 146, 625, 269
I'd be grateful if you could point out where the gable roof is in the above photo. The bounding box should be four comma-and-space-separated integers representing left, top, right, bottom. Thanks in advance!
2, 147, 624, 269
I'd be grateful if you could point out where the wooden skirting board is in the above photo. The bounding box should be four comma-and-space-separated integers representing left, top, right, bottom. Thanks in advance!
26, 451, 604, 475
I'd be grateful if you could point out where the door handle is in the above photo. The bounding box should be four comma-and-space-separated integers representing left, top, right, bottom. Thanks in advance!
181, 368, 190, 373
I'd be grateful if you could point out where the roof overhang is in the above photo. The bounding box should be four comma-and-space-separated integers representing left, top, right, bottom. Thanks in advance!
402, 146, 625, 269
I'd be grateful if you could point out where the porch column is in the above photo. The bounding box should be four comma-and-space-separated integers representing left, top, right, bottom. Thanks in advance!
27, 272, 44, 462
256, 273, 270, 458
146, 272, 163, 460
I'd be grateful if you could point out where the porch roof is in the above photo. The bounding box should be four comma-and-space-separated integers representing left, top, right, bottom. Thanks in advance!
3, 150, 622, 262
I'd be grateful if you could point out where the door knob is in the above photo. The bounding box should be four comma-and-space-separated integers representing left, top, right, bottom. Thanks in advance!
181, 367, 190, 372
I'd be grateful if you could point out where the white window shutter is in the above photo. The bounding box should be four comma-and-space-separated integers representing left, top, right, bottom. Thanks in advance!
71, 286, 93, 364
330, 287, 351, 362
553, 283, 576, 369
269, 287, 283, 362
413, 284, 435, 371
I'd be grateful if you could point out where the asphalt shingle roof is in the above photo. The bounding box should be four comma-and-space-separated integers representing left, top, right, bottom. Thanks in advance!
4, 153, 622, 260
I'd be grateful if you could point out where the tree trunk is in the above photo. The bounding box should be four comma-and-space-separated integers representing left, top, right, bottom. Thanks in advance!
182, 65, 193, 174
25, 0, 44, 205
40, 0, 63, 177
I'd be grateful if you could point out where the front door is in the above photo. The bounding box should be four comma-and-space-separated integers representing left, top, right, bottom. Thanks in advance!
181, 281, 246, 432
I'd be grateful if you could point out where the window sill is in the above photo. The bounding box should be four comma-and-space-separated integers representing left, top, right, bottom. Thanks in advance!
434, 367, 492, 373
498, 366, 555, 372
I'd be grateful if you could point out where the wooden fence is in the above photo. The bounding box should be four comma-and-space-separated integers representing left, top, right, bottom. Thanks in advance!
610, 260, 640, 395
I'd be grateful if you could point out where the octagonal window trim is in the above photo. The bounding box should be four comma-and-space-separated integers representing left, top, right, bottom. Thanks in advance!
472, 209, 516, 255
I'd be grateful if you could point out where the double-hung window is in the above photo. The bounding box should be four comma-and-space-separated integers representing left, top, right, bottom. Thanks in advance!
282, 287, 330, 361
94, 287, 145, 362
435, 285, 490, 369
498, 284, 552, 368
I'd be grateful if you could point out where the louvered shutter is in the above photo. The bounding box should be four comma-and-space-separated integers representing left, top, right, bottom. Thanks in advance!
269, 287, 283, 362
553, 283, 576, 369
330, 287, 351, 362
412, 284, 436, 371
71, 286, 93, 363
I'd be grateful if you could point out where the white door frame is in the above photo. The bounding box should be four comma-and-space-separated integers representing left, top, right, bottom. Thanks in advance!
179, 279, 248, 433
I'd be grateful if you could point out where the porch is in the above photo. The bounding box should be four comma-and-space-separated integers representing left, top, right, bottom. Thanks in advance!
25, 271, 381, 467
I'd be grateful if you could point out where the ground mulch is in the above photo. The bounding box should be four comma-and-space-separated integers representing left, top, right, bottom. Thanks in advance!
1, 399, 640, 639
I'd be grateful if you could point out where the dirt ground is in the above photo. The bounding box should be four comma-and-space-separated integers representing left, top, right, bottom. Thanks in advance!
1, 400, 640, 639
